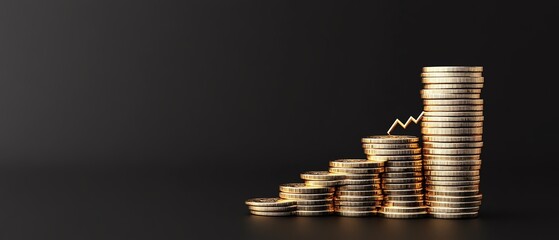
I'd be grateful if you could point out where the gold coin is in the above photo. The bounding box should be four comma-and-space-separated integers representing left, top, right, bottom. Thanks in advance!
279, 183, 333, 194
336, 190, 383, 196
422, 66, 483, 72
341, 179, 379, 185
423, 141, 483, 148
421, 89, 482, 94
248, 205, 298, 212
426, 194, 482, 202
341, 173, 381, 179
423, 154, 480, 160
297, 204, 333, 211
424, 105, 483, 112
424, 111, 483, 117
424, 148, 482, 155
279, 192, 333, 200
250, 210, 294, 217
383, 201, 425, 207
422, 128, 483, 136
426, 190, 479, 196
383, 172, 422, 178
425, 175, 480, 181
430, 212, 478, 219
335, 201, 382, 207
385, 160, 422, 167
296, 210, 334, 217
245, 198, 296, 207
329, 159, 384, 168
362, 143, 420, 149
362, 135, 419, 144
423, 83, 484, 89
421, 72, 482, 77
423, 135, 482, 142
338, 184, 381, 191
367, 155, 422, 161
423, 116, 484, 122
429, 206, 480, 213
428, 200, 482, 208
424, 165, 481, 171
335, 205, 377, 211
382, 183, 423, 190
300, 171, 346, 181
421, 93, 481, 99
422, 77, 484, 84
423, 99, 483, 105
336, 195, 383, 201
379, 211, 428, 218
330, 167, 384, 174
422, 121, 483, 128
295, 198, 333, 205
382, 177, 423, 184
424, 170, 480, 177
384, 166, 423, 172
384, 195, 423, 201
426, 185, 479, 191
305, 180, 340, 187
383, 189, 423, 195
337, 210, 377, 217
364, 148, 422, 155
426, 180, 480, 186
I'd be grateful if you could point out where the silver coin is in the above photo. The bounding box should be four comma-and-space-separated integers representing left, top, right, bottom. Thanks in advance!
423, 84, 484, 89
422, 121, 483, 128
250, 210, 294, 217
424, 165, 481, 171
430, 212, 478, 219
296, 210, 334, 217
424, 99, 483, 105
382, 177, 423, 184
422, 66, 483, 72
428, 201, 482, 208
426, 194, 483, 202
424, 105, 483, 112
248, 205, 298, 212
423, 141, 483, 148
424, 170, 480, 177
426, 180, 480, 186
425, 175, 480, 181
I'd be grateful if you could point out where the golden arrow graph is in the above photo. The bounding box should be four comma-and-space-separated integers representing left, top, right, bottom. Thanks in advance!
387, 111, 425, 135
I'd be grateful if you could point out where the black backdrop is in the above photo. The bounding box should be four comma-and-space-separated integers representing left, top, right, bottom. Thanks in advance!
0, 0, 557, 239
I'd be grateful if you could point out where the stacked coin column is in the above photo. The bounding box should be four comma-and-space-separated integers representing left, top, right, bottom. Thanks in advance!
363, 135, 427, 219
329, 159, 383, 217
421, 66, 484, 219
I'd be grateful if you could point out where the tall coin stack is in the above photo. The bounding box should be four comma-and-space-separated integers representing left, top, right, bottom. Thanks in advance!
421, 66, 484, 219
329, 159, 384, 217
363, 136, 428, 219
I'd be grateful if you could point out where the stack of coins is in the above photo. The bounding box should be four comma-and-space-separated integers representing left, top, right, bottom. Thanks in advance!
363, 135, 428, 218
278, 171, 343, 216
329, 159, 384, 217
245, 198, 297, 217
421, 66, 484, 219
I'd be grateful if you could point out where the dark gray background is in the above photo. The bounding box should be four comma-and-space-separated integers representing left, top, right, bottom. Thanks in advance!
0, 0, 557, 239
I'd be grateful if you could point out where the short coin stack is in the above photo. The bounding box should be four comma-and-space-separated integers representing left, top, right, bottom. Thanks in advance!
278, 182, 335, 216
245, 198, 297, 216
421, 66, 484, 219
363, 135, 428, 218
329, 159, 384, 217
